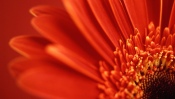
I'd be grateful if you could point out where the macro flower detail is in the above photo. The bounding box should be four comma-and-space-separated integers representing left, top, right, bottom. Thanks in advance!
98, 22, 175, 99
9, 0, 175, 99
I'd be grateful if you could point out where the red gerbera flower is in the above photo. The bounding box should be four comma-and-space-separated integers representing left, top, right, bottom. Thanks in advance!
9, 0, 175, 99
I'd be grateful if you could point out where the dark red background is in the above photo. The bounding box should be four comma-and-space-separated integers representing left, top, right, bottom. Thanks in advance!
1, 0, 58, 98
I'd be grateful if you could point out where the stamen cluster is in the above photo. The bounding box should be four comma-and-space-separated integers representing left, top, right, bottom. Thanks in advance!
98, 22, 175, 99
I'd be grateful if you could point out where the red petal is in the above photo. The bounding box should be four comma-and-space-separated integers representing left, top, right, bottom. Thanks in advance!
32, 15, 101, 62
87, 0, 125, 46
30, 5, 64, 17
109, 0, 134, 38
123, 0, 148, 37
10, 59, 100, 99
62, 0, 115, 65
146, 0, 161, 26
161, 0, 174, 29
9, 36, 51, 58
32, 15, 81, 48
9, 57, 35, 78
168, 1, 175, 29
46, 44, 103, 83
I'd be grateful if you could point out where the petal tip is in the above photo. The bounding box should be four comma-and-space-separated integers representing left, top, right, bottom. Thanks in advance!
29, 5, 48, 17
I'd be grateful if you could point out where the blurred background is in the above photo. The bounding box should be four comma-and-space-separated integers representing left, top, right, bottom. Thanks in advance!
1, 0, 58, 98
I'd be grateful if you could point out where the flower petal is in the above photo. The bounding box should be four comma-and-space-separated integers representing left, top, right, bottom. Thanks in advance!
46, 44, 103, 83
109, 0, 134, 38
63, 0, 115, 65
168, 1, 175, 29
9, 57, 35, 78
10, 59, 100, 99
30, 5, 64, 17
122, 0, 148, 37
161, 0, 174, 29
146, 0, 161, 26
32, 15, 105, 82
87, 0, 126, 46
32, 15, 102, 62
9, 36, 51, 58
31, 15, 81, 49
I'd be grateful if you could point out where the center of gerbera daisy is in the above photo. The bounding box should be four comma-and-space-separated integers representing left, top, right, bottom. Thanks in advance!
98, 22, 175, 99
141, 69, 175, 99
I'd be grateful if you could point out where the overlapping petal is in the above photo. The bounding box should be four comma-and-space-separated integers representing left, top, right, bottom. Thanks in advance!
32, 15, 102, 64
62, 0, 115, 65
9, 0, 175, 99
122, 0, 148, 37
30, 5, 65, 17
87, 0, 125, 46
9, 36, 51, 58
31, 6, 100, 58
146, 0, 161, 26
9, 59, 100, 99
169, 1, 175, 30
46, 44, 103, 83
161, 0, 174, 29
109, 0, 134, 38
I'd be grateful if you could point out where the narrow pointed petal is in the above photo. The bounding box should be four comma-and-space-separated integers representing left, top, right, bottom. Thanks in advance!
32, 15, 101, 62
123, 0, 148, 37
161, 0, 174, 29
46, 45, 103, 83
30, 5, 64, 17
146, 0, 161, 26
32, 15, 81, 49
168, 1, 175, 29
87, 0, 125, 46
31, 7, 99, 55
109, 0, 134, 38
10, 59, 100, 99
9, 36, 51, 58
63, 0, 115, 65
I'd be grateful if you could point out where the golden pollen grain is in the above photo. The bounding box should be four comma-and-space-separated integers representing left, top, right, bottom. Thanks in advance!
98, 22, 175, 99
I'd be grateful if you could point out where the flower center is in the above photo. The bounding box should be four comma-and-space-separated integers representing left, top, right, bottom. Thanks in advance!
98, 22, 175, 99
141, 70, 175, 99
